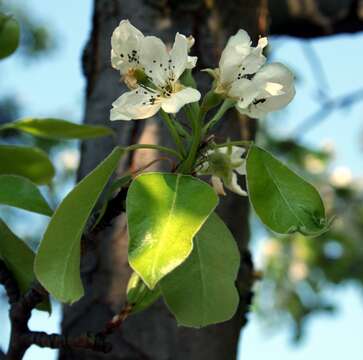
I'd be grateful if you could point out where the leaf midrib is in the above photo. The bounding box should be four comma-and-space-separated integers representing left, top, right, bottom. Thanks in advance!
263, 158, 308, 229
151, 174, 181, 285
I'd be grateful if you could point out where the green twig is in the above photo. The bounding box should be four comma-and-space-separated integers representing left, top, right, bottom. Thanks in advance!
202, 99, 236, 135
178, 104, 202, 174
160, 110, 186, 157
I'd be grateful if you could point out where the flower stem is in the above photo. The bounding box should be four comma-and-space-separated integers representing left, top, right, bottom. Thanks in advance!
178, 103, 202, 174
160, 110, 186, 157
125, 144, 182, 159
202, 99, 236, 135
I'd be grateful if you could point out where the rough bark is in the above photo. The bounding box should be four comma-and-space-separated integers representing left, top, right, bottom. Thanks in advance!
59, 1, 263, 359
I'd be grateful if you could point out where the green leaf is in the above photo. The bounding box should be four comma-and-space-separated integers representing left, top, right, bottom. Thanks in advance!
246, 145, 327, 236
127, 272, 161, 314
160, 213, 240, 327
3, 118, 114, 140
0, 145, 55, 185
0, 219, 50, 312
0, 175, 52, 216
0, 219, 35, 293
127, 172, 218, 289
0, 14, 20, 59
90, 174, 132, 231
34, 147, 124, 303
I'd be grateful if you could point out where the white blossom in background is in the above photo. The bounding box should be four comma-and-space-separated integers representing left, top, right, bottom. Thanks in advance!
262, 239, 282, 259
289, 260, 309, 282
198, 146, 247, 196
58, 149, 80, 171
207, 29, 295, 118
111, 20, 144, 89
304, 154, 326, 174
330, 166, 352, 188
110, 27, 201, 121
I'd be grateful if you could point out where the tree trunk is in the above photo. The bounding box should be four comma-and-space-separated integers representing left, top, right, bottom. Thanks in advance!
60, 1, 264, 359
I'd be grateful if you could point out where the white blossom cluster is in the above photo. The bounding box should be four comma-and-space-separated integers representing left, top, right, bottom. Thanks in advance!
110, 20, 295, 121
109, 20, 295, 196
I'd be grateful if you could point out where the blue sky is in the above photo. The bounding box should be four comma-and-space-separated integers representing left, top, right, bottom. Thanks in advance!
1, 1, 363, 359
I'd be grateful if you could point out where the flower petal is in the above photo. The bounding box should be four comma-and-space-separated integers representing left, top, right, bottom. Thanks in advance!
186, 56, 198, 69
111, 20, 143, 74
231, 146, 245, 161
140, 36, 169, 87
110, 88, 161, 121
187, 35, 195, 51
230, 78, 259, 108
170, 33, 190, 79
237, 37, 267, 77
253, 62, 294, 94
219, 29, 252, 85
236, 62, 295, 119
161, 87, 201, 113
225, 172, 247, 196
235, 161, 246, 175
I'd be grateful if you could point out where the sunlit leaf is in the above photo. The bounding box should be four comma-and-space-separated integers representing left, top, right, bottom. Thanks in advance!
127, 172, 218, 289
34, 147, 124, 303
0, 175, 52, 216
0, 13, 20, 59
0, 145, 55, 185
160, 213, 240, 327
246, 145, 327, 236
0, 219, 50, 312
2, 118, 114, 140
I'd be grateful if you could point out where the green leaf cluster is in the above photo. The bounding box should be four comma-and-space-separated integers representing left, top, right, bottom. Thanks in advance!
0, 88, 115, 307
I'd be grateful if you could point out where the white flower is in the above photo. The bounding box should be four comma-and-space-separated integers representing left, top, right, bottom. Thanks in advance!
213, 30, 267, 98
235, 63, 295, 119
111, 32, 201, 121
198, 146, 247, 196
111, 20, 144, 89
219, 30, 267, 88
210, 29, 295, 119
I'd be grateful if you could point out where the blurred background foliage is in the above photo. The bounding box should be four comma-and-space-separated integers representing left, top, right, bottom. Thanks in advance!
0, 0, 54, 126
254, 97, 363, 342
0, 1, 77, 250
